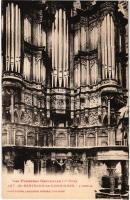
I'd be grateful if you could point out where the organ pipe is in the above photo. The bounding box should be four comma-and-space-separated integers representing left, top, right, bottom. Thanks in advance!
107, 14, 111, 67
15, 5, 18, 72
18, 8, 21, 73
54, 11, 58, 73
66, 18, 68, 72
101, 20, 104, 79
110, 16, 115, 79
59, 9, 62, 72
63, 10, 66, 72
6, 5, 10, 71
11, 3, 14, 71
52, 22, 55, 70
104, 16, 107, 69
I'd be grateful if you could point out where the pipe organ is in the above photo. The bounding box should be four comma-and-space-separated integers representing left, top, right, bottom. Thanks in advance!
3, 1, 125, 86
52, 8, 69, 88
5, 3, 21, 73
101, 14, 115, 80
2, 1, 128, 185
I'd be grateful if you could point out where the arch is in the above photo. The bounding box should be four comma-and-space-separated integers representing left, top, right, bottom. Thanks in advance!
15, 131, 25, 146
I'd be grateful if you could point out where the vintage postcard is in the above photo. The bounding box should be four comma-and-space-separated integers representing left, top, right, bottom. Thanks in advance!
1, 0, 128, 199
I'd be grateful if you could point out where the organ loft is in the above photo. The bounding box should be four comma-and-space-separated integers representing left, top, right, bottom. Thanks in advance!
2, 0, 128, 198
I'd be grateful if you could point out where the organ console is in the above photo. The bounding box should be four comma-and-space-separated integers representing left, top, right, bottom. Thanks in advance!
4, 1, 126, 87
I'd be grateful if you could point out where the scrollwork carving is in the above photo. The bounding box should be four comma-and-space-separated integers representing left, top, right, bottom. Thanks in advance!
89, 109, 98, 125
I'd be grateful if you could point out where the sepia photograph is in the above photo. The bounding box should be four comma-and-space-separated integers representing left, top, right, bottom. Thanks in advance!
1, 0, 129, 199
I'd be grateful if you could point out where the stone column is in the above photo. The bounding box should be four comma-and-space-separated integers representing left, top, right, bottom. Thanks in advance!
41, 159, 46, 174
101, 19, 105, 80
121, 160, 128, 194
88, 159, 91, 178
105, 161, 117, 194
34, 152, 41, 174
